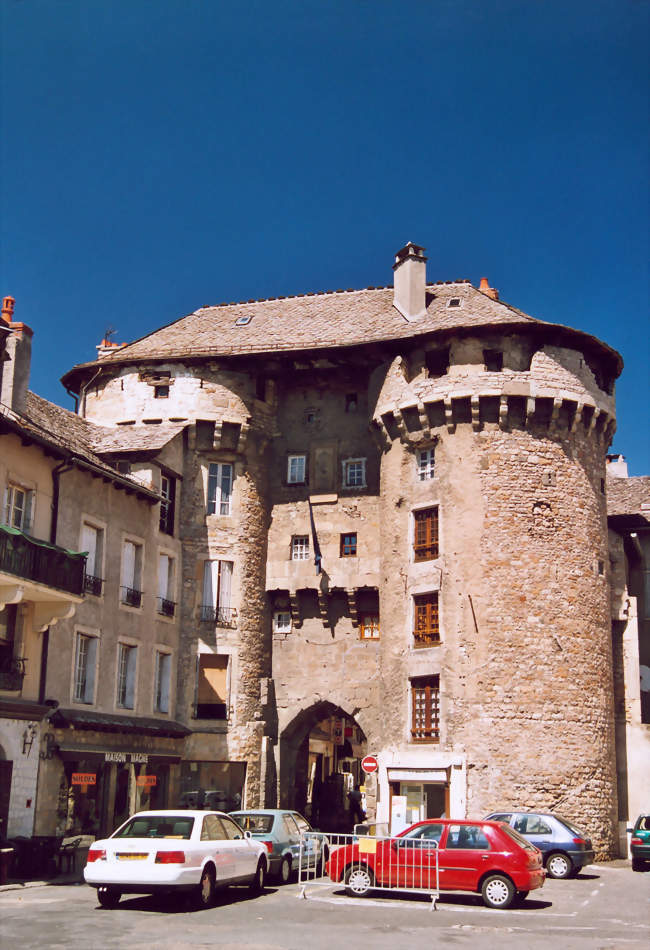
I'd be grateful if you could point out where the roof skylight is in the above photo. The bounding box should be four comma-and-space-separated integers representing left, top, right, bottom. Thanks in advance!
235, 315, 252, 326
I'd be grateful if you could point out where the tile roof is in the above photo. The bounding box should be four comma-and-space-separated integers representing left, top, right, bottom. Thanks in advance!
607, 475, 650, 518
93, 422, 187, 454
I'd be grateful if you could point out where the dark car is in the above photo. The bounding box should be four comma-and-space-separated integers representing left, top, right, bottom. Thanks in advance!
627, 814, 650, 871
485, 811, 594, 879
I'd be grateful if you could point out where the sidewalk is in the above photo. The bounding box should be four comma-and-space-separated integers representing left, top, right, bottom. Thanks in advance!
1, 869, 84, 892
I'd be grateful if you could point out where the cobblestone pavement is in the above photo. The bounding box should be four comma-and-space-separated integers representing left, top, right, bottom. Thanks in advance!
1, 863, 648, 949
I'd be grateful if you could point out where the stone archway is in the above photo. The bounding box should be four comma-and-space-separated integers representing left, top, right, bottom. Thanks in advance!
278, 700, 367, 830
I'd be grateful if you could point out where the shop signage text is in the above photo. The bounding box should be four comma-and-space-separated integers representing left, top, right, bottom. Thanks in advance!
136, 775, 157, 788
104, 752, 149, 764
71, 773, 96, 785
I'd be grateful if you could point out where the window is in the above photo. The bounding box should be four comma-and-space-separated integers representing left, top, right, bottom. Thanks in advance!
195, 653, 229, 719
273, 611, 292, 633
416, 448, 435, 481
304, 408, 319, 425
73, 633, 97, 704
483, 349, 503, 372
287, 455, 306, 485
81, 522, 104, 596
446, 824, 490, 849
3, 484, 33, 531
410, 675, 440, 742
342, 458, 366, 489
291, 535, 309, 561
425, 347, 450, 378
159, 475, 176, 534
154, 651, 171, 713
207, 463, 233, 515
201, 560, 234, 624
414, 507, 439, 561
154, 385, 169, 398
413, 592, 440, 646
120, 539, 143, 607
360, 613, 380, 640
235, 315, 252, 326
345, 393, 358, 413
340, 533, 357, 557
157, 553, 176, 617
447, 298, 461, 308
116, 643, 137, 708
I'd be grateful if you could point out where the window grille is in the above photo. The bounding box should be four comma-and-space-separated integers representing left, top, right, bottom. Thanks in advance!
414, 507, 439, 561
411, 675, 440, 742
413, 592, 440, 646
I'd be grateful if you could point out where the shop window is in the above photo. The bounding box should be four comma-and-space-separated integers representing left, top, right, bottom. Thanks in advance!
340, 533, 357, 557
413, 592, 440, 646
291, 535, 309, 560
201, 560, 234, 624
154, 651, 172, 713
207, 463, 233, 515
416, 447, 435, 481
157, 553, 176, 617
159, 475, 176, 534
360, 613, 380, 640
414, 507, 439, 561
81, 522, 104, 596
3, 484, 34, 531
73, 632, 98, 704
410, 674, 440, 742
342, 458, 366, 489
273, 611, 292, 633
116, 643, 137, 708
195, 654, 229, 719
179, 760, 246, 812
120, 539, 143, 607
287, 454, 307, 485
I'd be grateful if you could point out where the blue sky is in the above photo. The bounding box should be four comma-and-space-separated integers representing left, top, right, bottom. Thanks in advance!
1, 0, 648, 473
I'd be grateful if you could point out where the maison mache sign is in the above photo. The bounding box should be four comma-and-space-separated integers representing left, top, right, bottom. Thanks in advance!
104, 751, 149, 764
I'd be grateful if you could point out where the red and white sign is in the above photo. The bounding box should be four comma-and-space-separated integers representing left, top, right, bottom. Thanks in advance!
71, 772, 96, 786
361, 755, 379, 775
136, 775, 157, 788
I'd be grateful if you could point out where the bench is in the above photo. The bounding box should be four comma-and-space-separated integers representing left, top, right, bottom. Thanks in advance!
57, 836, 82, 874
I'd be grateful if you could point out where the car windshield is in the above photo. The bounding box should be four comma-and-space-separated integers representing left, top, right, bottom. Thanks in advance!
555, 815, 584, 837
500, 825, 538, 851
113, 816, 195, 839
231, 813, 274, 834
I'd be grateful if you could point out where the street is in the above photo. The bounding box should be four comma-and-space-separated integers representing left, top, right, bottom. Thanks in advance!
1, 863, 648, 950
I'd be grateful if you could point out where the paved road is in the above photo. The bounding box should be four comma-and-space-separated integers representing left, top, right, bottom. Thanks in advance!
1, 863, 648, 949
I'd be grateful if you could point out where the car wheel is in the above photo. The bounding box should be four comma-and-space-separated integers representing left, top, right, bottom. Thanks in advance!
481, 873, 515, 909
196, 866, 216, 908
344, 864, 375, 897
249, 859, 266, 893
278, 855, 292, 884
632, 857, 645, 872
97, 886, 121, 909
546, 852, 573, 879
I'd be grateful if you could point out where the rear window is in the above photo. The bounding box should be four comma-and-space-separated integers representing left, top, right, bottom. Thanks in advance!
231, 813, 274, 834
113, 816, 194, 839
555, 815, 584, 837
500, 825, 538, 851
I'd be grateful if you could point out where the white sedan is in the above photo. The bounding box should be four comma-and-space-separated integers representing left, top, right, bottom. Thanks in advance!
84, 809, 268, 908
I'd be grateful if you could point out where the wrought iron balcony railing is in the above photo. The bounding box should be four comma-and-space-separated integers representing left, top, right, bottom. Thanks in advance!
199, 604, 237, 627
0, 655, 26, 691
83, 573, 104, 596
157, 596, 176, 617
120, 586, 142, 608
0, 525, 85, 596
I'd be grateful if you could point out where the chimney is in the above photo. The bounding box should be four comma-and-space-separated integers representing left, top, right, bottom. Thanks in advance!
0, 297, 33, 415
606, 454, 629, 478
478, 277, 499, 301
393, 242, 427, 321
96, 338, 127, 359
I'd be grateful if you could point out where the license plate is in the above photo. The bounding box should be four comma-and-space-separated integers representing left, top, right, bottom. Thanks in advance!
116, 853, 147, 860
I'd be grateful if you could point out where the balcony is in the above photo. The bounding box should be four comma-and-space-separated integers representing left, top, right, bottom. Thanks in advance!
157, 596, 176, 618
0, 524, 85, 597
199, 605, 237, 627
83, 573, 103, 597
0, 655, 26, 691
120, 586, 142, 608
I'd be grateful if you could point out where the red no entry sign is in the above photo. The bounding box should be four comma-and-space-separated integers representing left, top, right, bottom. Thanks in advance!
361, 755, 378, 774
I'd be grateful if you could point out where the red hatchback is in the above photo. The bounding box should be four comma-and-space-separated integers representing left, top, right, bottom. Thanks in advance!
325, 819, 545, 908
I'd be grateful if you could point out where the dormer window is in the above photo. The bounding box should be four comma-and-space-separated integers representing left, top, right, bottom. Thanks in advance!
447, 298, 462, 308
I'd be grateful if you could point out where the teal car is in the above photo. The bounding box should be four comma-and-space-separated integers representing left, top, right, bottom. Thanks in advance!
230, 809, 325, 883
628, 814, 650, 871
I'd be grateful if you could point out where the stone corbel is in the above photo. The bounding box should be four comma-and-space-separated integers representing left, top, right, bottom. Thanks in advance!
346, 589, 359, 627
550, 397, 563, 431
498, 395, 509, 429
317, 589, 330, 628
0, 583, 25, 610
416, 401, 431, 439
392, 408, 409, 444
471, 395, 481, 431
238, 421, 250, 454
587, 407, 601, 433
289, 592, 302, 629
444, 396, 454, 433
525, 396, 536, 427
32, 602, 77, 633
570, 402, 584, 433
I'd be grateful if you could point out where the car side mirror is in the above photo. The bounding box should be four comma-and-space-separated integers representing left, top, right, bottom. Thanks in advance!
244, 830, 252, 839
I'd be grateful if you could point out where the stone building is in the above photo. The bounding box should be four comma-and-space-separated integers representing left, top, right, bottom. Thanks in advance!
57, 243, 625, 857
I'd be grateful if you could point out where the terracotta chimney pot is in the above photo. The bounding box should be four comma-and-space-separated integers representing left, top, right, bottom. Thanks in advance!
478, 277, 499, 301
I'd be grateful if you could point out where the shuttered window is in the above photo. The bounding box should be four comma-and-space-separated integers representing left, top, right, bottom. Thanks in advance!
413, 592, 440, 646
413, 507, 439, 561
410, 675, 440, 742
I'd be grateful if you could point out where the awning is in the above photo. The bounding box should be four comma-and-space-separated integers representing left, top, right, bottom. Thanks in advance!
0, 523, 86, 558
387, 769, 449, 783
50, 707, 191, 739
57, 745, 182, 765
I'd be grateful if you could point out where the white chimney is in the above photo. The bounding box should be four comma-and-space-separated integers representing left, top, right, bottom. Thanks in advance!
606, 454, 629, 478
393, 242, 427, 321
0, 297, 33, 415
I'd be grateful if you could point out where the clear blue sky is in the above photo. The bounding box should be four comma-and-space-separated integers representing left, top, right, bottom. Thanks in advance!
1, 0, 648, 473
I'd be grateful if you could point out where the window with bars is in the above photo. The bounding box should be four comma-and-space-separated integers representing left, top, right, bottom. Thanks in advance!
360, 613, 380, 640
207, 463, 233, 515
340, 533, 357, 557
116, 643, 137, 709
154, 651, 171, 713
413, 507, 439, 561
73, 633, 97, 704
342, 458, 366, 489
410, 675, 440, 742
291, 535, 309, 560
159, 475, 176, 534
413, 592, 440, 646
3, 484, 34, 531
416, 447, 435, 481
287, 454, 307, 485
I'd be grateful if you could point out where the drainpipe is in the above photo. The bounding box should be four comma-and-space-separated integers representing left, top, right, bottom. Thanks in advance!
65, 385, 79, 414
